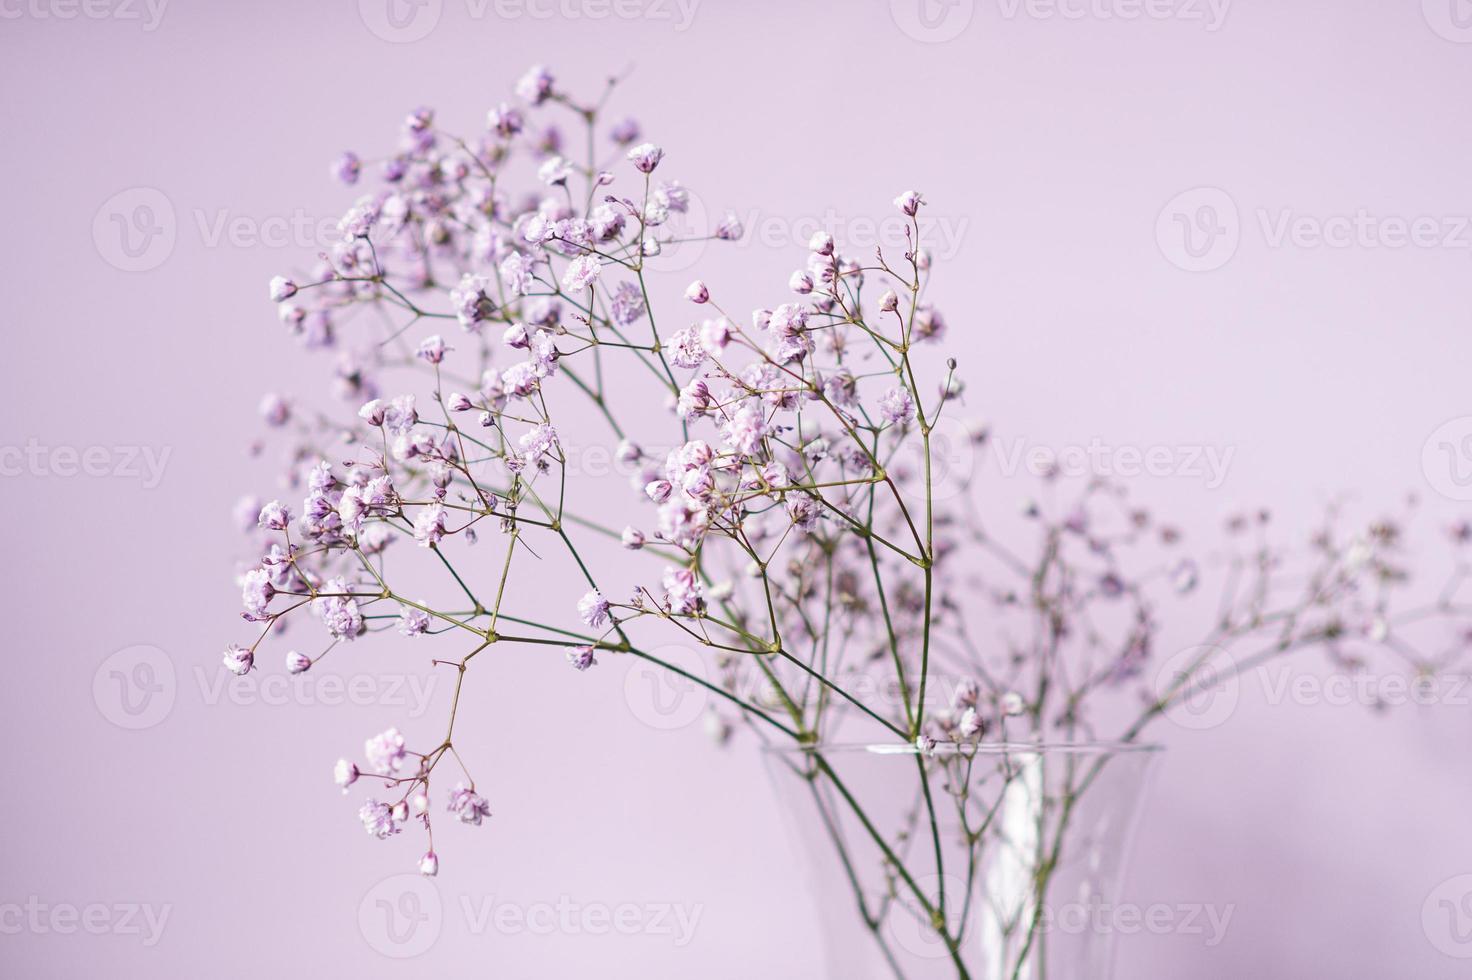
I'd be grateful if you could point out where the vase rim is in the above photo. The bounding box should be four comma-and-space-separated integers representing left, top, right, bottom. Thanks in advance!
763, 740, 1164, 756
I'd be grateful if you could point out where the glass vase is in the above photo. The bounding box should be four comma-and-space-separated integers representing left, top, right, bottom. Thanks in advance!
764, 742, 1161, 980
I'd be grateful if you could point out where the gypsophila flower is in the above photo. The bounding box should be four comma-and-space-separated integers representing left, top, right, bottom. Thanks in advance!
414, 503, 447, 548
331, 151, 361, 185
621, 526, 645, 549
241, 568, 274, 620
269, 276, 297, 302
286, 650, 312, 674
516, 64, 554, 104
567, 645, 598, 671
259, 393, 290, 427
364, 727, 407, 774
419, 851, 439, 876
577, 589, 610, 628
879, 386, 915, 426
334, 758, 359, 792
894, 190, 923, 216
447, 783, 491, 825
416, 335, 449, 364
627, 142, 663, 173
685, 280, 709, 304
561, 254, 601, 292
257, 500, 291, 531
662, 566, 702, 615
223, 644, 254, 676
359, 800, 401, 840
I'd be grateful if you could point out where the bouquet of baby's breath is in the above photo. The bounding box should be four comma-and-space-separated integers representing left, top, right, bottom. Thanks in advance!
229, 67, 1472, 978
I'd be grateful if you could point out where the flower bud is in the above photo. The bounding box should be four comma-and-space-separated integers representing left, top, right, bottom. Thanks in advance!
447, 392, 473, 412
684, 280, 709, 304
286, 650, 311, 674
808, 231, 835, 255
621, 526, 646, 549
419, 851, 439, 877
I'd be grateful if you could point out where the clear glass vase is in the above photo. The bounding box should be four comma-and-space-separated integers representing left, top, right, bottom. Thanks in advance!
764, 742, 1161, 980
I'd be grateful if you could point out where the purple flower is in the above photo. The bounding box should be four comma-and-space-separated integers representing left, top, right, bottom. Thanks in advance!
364, 727, 407, 774
413, 503, 447, 548
621, 527, 646, 549
626, 142, 664, 174
714, 211, 744, 240
447, 782, 491, 825
399, 604, 431, 636
419, 851, 439, 877
450, 274, 496, 330
578, 589, 610, 628
668, 326, 706, 370
684, 279, 709, 304
516, 64, 554, 105
662, 566, 702, 615
723, 402, 768, 457
269, 276, 297, 302
610, 281, 646, 326
259, 393, 290, 427
879, 386, 916, 426
519, 423, 559, 461
331, 151, 361, 185
359, 799, 401, 840
894, 190, 923, 216
500, 251, 534, 296
567, 644, 598, 671
610, 116, 640, 144
334, 758, 359, 792
241, 568, 274, 620
223, 644, 254, 676
561, 254, 601, 292
285, 650, 312, 674
257, 500, 292, 531
416, 335, 449, 364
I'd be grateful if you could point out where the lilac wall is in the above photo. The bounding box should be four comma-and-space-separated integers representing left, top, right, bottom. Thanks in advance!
4, 0, 1472, 976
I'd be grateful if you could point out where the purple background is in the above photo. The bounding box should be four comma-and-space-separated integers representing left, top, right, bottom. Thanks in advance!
4, 0, 1472, 976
